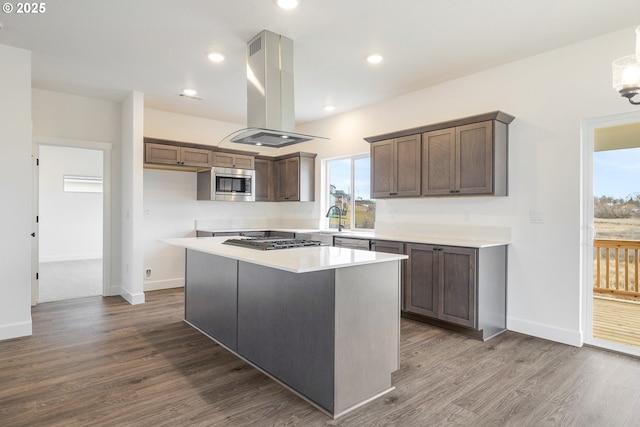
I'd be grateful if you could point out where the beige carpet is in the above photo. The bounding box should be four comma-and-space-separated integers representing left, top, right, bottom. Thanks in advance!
38, 259, 103, 303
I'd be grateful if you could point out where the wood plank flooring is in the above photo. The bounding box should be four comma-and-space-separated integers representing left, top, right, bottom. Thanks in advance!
2, 289, 640, 426
593, 296, 640, 347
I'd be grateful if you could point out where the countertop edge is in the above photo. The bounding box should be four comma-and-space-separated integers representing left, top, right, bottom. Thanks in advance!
196, 228, 510, 248
162, 237, 408, 273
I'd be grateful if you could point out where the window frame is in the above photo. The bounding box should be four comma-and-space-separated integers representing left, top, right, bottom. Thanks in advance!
324, 152, 374, 231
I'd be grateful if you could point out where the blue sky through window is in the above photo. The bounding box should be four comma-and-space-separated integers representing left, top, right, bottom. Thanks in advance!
594, 148, 640, 199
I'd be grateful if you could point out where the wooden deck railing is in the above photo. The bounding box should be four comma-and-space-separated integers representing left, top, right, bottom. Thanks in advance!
594, 239, 640, 298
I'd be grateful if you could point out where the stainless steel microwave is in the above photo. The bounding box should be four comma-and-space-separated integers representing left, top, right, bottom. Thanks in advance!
197, 167, 256, 202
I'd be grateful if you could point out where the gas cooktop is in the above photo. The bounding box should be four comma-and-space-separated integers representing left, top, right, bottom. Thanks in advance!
222, 237, 324, 250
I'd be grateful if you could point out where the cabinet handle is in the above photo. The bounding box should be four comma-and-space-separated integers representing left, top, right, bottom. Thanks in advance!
389, 192, 398, 195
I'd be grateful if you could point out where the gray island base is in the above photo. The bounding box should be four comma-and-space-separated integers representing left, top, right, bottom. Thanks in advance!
181, 244, 403, 418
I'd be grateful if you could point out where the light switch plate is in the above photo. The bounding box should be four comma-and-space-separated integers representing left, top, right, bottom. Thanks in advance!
530, 211, 544, 224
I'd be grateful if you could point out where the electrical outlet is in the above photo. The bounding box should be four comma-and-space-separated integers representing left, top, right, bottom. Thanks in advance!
145, 268, 152, 279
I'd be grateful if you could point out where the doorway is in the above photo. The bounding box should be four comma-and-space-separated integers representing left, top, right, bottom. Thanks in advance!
32, 137, 112, 304
582, 111, 640, 357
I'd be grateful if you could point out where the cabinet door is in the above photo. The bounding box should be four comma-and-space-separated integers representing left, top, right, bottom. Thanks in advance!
456, 121, 493, 194
211, 152, 236, 168
422, 128, 455, 195
405, 243, 438, 318
277, 157, 300, 201
254, 158, 274, 201
438, 247, 477, 328
370, 139, 394, 198
145, 143, 181, 166
233, 154, 255, 169
180, 147, 212, 167
285, 157, 300, 200
395, 135, 421, 196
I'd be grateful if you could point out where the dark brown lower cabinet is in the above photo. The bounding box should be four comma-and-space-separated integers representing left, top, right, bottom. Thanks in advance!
404, 242, 506, 340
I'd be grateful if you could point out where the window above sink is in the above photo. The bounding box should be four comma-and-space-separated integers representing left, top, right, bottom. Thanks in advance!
324, 153, 375, 231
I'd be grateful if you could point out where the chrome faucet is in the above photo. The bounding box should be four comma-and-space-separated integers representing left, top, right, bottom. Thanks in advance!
325, 205, 344, 231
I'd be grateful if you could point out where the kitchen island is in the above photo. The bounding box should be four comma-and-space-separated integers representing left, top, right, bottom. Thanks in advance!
163, 236, 407, 418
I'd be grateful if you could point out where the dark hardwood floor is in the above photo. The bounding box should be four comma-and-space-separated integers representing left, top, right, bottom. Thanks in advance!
2, 289, 640, 426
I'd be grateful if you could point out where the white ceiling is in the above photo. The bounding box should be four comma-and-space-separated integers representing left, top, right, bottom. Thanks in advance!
1, 0, 639, 126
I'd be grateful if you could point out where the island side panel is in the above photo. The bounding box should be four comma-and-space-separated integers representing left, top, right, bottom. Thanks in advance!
236, 261, 336, 413
185, 249, 238, 351
334, 260, 401, 415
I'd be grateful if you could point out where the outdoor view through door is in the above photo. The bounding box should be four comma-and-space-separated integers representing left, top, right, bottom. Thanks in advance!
326, 154, 375, 230
593, 141, 640, 348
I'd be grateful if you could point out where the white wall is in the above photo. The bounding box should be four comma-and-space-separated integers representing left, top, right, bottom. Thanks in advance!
32, 89, 122, 296
0, 44, 32, 340
120, 92, 145, 304
39, 146, 103, 262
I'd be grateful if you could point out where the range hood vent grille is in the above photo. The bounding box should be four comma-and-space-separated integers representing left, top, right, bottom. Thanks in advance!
249, 37, 262, 57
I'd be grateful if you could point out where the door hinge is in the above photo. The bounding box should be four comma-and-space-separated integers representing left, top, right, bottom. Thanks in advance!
36, 272, 39, 280
36, 158, 39, 166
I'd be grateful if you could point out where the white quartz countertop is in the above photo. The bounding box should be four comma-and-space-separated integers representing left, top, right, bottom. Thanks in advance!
163, 237, 408, 274
196, 228, 509, 248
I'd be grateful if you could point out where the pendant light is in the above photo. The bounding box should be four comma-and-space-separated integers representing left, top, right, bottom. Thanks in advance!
613, 26, 640, 105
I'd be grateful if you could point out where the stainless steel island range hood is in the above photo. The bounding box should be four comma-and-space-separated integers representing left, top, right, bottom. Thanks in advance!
229, 30, 325, 148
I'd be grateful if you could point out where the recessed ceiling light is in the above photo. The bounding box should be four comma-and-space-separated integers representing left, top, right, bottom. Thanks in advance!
208, 52, 225, 62
366, 54, 383, 64
323, 105, 335, 112
276, 0, 299, 10
179, 89, 202, 100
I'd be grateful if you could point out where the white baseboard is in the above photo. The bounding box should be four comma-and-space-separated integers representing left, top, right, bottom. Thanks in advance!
507, 316, 583, 347
0, 320, 32, 341
120, 288, 145, 305
144, 278, 184, 292
40, 254, 102, 263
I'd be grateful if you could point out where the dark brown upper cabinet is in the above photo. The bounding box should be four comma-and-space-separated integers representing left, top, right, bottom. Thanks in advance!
254, 157, 275, 202
422, 120, 497, 196
211, 151, 255, 169
145, 143, 212, 168
371, 134, 421, 198
366, 111, 513, 198
275, 153, 316, 202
